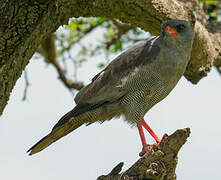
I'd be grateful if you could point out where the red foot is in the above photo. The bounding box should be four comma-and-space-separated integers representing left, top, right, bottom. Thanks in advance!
162, 133, 168, 140
139, 144, 151, 157
139, 133, 168, 157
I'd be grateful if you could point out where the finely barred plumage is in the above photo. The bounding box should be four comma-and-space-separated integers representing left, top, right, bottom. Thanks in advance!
27, 20, 194, 155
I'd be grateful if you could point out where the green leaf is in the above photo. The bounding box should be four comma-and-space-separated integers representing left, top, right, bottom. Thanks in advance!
133, 28, 142, 35
209, 12, 217, 19
97, 17, 106, 24
58, 33, 66, 41
115, 40, 122, 51
98, 63, 105, 69
206, 0, 216, 5
57, 49, 64, 57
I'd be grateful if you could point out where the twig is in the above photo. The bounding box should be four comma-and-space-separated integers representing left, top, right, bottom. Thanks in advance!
22, 70, 30, 101
51, 57, 83, 90
106, 19, 132, 49
37, 34, 84, 90
61, 20, 106, 52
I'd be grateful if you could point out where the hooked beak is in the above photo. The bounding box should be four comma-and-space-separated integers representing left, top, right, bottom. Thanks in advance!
165, 26, 179, 36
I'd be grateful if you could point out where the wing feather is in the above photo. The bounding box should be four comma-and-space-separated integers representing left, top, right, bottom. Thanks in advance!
75, 37, 158, 105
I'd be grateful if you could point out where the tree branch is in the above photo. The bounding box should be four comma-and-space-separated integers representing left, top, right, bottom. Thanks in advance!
206, 22, 221, 74
50, 57, 84, 90
38, 34, 84, 90
104, 19, 132, 50
97, 128, 191, 180
22, 70, 30, 101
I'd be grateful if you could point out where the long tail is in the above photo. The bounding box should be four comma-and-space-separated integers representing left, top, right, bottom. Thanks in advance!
27, 111, 84, 155
27, 102, 109, 155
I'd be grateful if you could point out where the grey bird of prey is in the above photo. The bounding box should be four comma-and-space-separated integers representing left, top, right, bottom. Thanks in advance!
27, 20, 194, 156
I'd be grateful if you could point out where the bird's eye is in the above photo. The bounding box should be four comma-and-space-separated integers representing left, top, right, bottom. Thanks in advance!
176, 24, 185, 32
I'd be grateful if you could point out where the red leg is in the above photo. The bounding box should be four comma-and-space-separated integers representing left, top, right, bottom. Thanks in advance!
140, 120, 160, 143
137, 123, 147, 147
137, 120, 168, 156
137, 123, 149, 156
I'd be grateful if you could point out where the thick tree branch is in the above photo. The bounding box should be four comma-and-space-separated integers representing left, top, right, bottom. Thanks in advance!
97, 128, 190, 180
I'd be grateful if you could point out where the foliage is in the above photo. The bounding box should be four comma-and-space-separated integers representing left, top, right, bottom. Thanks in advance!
55, 17, 146, 70
200, 0, 220, 21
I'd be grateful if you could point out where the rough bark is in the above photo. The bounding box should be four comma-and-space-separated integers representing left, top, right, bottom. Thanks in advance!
97, 128, 190, 180
206, 22, 221, 73
0, 0, 221, 115
0, 1, 69, 114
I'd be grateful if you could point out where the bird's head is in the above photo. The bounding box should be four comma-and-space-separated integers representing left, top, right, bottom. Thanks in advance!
161, 20, 194, 47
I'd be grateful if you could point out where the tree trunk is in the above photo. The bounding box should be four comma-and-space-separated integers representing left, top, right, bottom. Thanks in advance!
0, 1, 69, 114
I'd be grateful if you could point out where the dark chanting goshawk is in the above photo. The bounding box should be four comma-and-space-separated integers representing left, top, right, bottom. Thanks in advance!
27, 20, 194, 156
